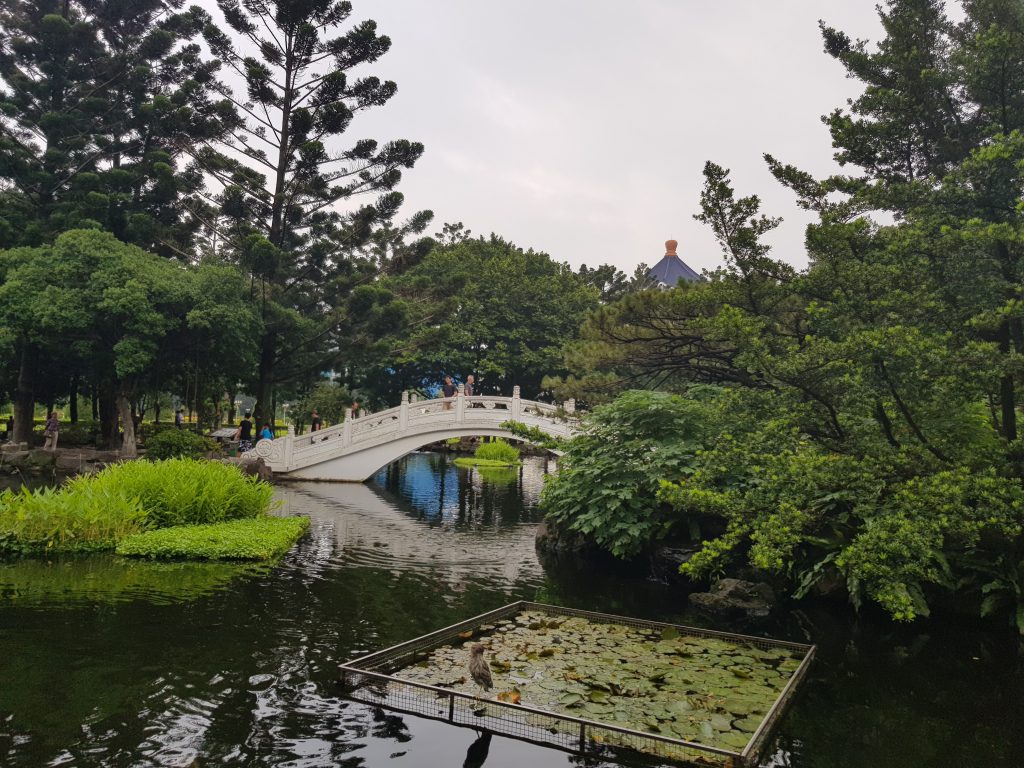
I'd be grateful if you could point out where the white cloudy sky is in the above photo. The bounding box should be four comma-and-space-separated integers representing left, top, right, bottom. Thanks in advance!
207, 1, 895, 273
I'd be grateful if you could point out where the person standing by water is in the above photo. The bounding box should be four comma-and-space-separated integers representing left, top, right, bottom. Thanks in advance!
310, 409, 322, 432
43, 411, 60, 451
234, 411, 254, 453
441, 376, 457, 410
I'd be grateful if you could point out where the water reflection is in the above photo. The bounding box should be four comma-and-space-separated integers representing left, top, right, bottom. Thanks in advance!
0, 452, 1021, 768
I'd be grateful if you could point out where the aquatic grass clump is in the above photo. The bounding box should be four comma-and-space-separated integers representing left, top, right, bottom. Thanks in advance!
116, 517, 310, 561
453, 439, 521, 469
0, 459, 276, 554
0, 485, 146, 554
474, 439, 520, 464
81, 459, 276, 528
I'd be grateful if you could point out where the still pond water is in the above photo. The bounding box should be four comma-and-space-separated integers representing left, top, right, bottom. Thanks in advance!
1, 453, 1021, 767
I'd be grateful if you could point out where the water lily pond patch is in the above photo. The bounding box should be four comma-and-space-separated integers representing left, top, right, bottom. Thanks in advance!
339, 602, 814, 766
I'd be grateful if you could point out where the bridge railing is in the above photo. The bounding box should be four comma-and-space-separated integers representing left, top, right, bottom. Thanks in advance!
250, 386, 577, 472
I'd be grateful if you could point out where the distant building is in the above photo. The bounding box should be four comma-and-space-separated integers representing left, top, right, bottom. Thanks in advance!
647, 239, 702, 287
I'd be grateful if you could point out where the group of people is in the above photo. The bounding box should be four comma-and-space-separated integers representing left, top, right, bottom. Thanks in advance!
232, 411, 274, 452
441, 375, 476, 408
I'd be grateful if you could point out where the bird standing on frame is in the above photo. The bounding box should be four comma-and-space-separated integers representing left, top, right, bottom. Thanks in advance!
468, 643, 493, 693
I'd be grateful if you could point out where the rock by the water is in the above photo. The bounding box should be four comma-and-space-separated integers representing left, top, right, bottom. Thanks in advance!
223, 456, 273, 482
688, 578, 777, 622
535, 518, 595, 557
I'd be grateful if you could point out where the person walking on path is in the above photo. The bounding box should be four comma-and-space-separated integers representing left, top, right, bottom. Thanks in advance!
43, 411, 60, 451
234, 411, 254, 453
175, 409, 184, 429
441, 376, 457, 410
310, 409, 322, 432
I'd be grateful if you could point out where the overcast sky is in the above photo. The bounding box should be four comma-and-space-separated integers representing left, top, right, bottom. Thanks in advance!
210, 1, 894, 273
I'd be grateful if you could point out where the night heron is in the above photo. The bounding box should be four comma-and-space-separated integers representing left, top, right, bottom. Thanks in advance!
468, 643, 493, 692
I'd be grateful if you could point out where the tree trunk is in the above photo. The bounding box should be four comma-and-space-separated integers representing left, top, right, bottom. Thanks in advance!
254, 333, 276, 427
69, 375, 79, 423
13, 344, 37, 444
227, 388, 237, 425
154, 401, 161, 423
98, 380, 118, 447
117, 390, 137, 458
91, 389, 99, 421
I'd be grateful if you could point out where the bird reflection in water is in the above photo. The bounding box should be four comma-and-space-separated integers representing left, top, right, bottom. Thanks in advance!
463, 730, 492, 768
371, 706, 411, 742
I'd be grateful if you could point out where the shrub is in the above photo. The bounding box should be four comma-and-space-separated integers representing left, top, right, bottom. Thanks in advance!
116, 517, 309, 561
474, 439, 520, 464
541, 390, 710, 558
0, 459, 275, 553
145, 429, 221, 460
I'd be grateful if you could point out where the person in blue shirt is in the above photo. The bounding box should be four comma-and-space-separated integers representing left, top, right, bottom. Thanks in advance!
258, 423, 274, 442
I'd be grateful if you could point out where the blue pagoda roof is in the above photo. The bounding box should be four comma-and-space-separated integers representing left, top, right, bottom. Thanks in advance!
647, 242, 702, 286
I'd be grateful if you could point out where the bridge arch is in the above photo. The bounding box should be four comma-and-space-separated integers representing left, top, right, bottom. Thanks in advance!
244, 388, 577, 482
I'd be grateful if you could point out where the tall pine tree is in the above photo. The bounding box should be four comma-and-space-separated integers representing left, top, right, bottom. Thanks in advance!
202, 0, 429, 425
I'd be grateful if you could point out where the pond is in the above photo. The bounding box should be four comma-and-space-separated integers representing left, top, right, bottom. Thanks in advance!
0, 452, 1021, 767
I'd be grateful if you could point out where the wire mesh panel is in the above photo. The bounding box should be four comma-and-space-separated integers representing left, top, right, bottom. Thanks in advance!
339, 602, 814, 767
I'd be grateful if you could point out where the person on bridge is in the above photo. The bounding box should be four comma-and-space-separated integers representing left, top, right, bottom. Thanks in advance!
310, 409, 322, 432
464, 375, 475, 397
441, 376, 457, 409
258, 423, 274, 442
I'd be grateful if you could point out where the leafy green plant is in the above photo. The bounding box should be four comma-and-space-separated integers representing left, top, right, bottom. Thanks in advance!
83, 459, 275, 528
541, 390, 710, 558
501, 420, 565, 451
116, 517, 309, 561
0, 459, 275, 553
0, 484, 146, 554
144, 429, 221, 460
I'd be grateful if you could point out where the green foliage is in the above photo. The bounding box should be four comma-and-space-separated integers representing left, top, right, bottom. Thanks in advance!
116, 517, 309, 561
0, 484, 146, 555
382, 235, 600, 398
473, 439, 520, 464
0, 459, 275, 553
296, 381, 351, 429
541, 390, 709, 558
501, 420, 565, 451
145, 430, 220, 460
85, 459, 275, 529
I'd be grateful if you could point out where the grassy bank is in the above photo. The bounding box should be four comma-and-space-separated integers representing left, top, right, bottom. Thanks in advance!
0, 459, 301, 561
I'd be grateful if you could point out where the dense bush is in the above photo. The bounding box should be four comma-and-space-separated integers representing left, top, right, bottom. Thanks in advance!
117, 517, 309, 561
145, 429, 221, 460
474, 439, 520, 464
541, 390, 710, 558
0, 459, 275, 553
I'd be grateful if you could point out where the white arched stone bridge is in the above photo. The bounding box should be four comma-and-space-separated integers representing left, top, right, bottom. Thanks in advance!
244, 387, 578, 482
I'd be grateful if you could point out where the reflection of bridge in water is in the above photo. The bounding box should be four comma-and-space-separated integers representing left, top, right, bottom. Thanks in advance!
246, 387, 578, 482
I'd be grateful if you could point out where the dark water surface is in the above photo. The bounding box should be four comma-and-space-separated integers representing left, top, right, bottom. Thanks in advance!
1, 452, 1021, 767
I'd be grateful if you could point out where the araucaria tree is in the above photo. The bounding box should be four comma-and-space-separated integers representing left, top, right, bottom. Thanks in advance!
202, 0, 428, 425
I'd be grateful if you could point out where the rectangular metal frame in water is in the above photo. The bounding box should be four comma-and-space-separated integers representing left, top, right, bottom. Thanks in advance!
338, 601, 815, 767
